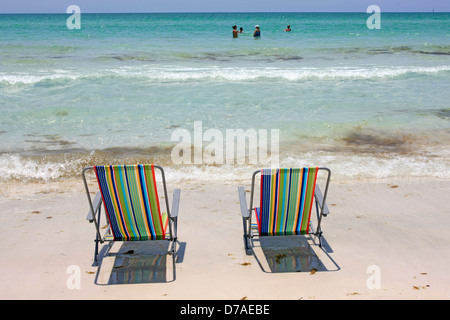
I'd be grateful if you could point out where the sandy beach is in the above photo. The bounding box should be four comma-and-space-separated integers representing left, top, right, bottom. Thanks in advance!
1, 175, 449, 300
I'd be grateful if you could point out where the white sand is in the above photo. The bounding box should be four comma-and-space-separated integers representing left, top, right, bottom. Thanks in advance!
1, 176, 450, 300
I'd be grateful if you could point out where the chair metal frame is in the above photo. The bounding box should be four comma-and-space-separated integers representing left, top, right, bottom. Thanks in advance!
239, 167, 331, 251
82, 165, 180, 275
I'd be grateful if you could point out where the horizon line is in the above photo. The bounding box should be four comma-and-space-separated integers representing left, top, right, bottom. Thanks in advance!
0, 10, 448, 14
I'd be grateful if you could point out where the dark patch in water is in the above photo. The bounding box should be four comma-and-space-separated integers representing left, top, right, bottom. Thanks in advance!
100, 145, 173, 158
23, 133, 75, 147
343, 46, 411, 55
435, 108, 450, 119
165, 124, 181, 129
179, 51, 303, 62
346, 46, 450, 57
368, 49, 394, 55
392, 46, 412, 52
24, 133, 61, 140
414, 50, 450, 56
56, 110, 68, 117
27, 147, 86, 155
202, 53, 225, 61
98, 54, 155, 62
342, 129, 412, 154
24, 139, 75, 146
0, 130, 6, 135
278, 55, 303, 61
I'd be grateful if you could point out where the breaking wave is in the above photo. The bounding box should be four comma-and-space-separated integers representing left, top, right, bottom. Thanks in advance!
1, 65, 449, 86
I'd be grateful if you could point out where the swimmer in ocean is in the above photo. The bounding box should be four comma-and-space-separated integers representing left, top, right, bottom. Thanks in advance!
253, 25, 260, 38
232, 25, 239, 38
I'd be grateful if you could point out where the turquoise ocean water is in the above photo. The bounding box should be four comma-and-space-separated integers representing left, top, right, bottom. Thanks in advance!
0, 12, 449, 181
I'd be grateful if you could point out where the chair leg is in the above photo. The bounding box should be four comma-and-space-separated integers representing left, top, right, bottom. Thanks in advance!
243, 235, 249, 251
172, 239, 177, 262
170, 238, 177, 281
93, 205, 102, 266
93, 238, 99, 266
242, 217, 250, 251
314, 196, 324, 248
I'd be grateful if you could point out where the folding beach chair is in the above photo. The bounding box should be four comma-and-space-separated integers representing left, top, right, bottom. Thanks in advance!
82, 164, 180, 274
238, 167, 331, 252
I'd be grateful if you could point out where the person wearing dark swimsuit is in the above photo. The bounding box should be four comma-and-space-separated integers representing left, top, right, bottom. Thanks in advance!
253, 25, 260, 38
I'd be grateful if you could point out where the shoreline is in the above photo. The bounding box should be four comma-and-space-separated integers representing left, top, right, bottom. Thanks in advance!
1, 175, 450, 299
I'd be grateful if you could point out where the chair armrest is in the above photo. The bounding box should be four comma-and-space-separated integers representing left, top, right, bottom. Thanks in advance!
315, 184, 330, 216
171, 189, 181, 218
238, 186, 250, 218
86, 192, 102, 222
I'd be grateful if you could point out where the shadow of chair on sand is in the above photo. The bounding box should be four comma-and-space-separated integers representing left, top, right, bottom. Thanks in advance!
249, 234, 340, 274
93, 241, 186, 285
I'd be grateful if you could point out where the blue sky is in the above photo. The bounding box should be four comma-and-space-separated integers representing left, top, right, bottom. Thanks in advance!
1, 0, 449, 13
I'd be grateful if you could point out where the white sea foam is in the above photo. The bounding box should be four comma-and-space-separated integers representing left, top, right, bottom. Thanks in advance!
280, 152, 450, 180
0, 154, 86, 182
97, 65, 450, 81
155, 154, 450, 183
1, 151, 448, 183
0, 70, 82, 85
1, 65, 449, 85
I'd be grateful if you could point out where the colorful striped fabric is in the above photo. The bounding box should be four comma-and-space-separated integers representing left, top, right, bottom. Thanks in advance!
93, 164, 168, 241
255, 168, 318, 236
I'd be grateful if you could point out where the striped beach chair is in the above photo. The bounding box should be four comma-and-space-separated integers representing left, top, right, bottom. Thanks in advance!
82, 164, 180, 275
238, 167, 331, 251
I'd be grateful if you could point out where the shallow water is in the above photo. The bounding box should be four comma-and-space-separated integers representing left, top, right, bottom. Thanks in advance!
0, 13, 449, 181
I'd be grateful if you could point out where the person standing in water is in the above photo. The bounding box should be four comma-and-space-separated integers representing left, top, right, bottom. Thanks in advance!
253, 25, 261, 38
285, 25, 291, 32
232, 25, 239, 38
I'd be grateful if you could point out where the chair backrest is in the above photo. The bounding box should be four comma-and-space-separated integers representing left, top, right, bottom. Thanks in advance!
258, 168, 318, 236
93, 164, 167, 241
